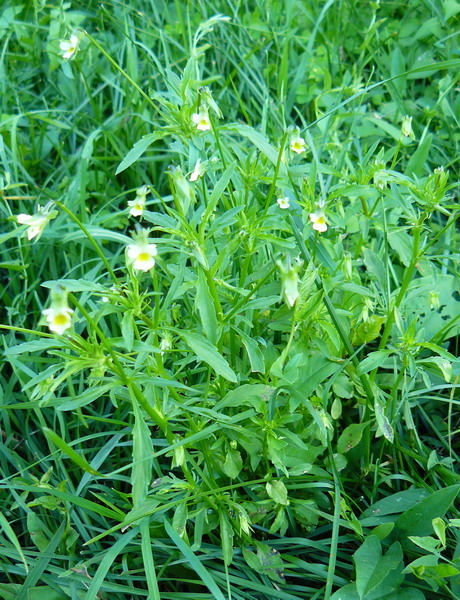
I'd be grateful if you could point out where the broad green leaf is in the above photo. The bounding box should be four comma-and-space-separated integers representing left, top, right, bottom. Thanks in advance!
57, 383, 112, 411
121, 309, 134, 352
337, 422, 368, 454
266, 480, 289, 506
0, 585, 67, 600
222, 448, 242, 478
5, 339, 62, 356
27, 512, 49, 552
237, 328, 265, 373
404, 133, 432, 177
444, 0, 460, 19
393, 485, 460, 539
242, 542, 285, 584
363, 249, 387, 294
200, 162, 236, 226
330, 583, 360, 600
357, 540, 403, 598
388, 230, 413, 267
352, 315, 386, 345
172, 501, 188, 538
215, 384, 271, 410
357, 350, 392, 374
180, 331, 237, 382
195, 269, 219, 344
116, 132, 168, 174
363, 488, 430, 519
232, 124, 286, 173
408, 535, 440, 552
41, 278, 106, 292
432, 517, 446, 546
219, 511, 234, 566
132, 399, 152, 509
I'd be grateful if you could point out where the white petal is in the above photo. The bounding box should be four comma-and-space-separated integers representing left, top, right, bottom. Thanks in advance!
27, 226, 41, 240
17, 214, 32, 224
134, 256, 155, 271
147, 244, 158, 256
127, 244, 140, 259
60, 41, 71, 51
313, 222, 328, 233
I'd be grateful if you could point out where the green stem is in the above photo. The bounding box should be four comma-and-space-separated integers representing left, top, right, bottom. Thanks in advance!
264, 131, 288, 213
390, 138, 402, 170
53, 201, 119, 286
204, 267, 223, 321
69, 294, 167, 433
324, 447, 341, 600
374, 221, 423, 362
289, 216, 375, 405
84, 31, 159, 113
223, 266, 276, 323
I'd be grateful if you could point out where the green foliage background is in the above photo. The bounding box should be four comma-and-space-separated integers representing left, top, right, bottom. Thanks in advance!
0, 1, 459, 599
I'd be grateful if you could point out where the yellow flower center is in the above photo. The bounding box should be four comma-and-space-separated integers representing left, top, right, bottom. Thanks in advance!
138, 252, 150, 262
135, 204, 143, 211
316, 216, 325, 224
200, 119, 209, 126
54, 314, 68, 326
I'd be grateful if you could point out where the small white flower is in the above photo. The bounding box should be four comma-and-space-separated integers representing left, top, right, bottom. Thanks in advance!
290, 136, 306, 154
127, 185, 149, 216
60, 34, 79, 60
127, 242, 158, 271
189, 159, 204, 182
101, 296, 109, 303
373, 169, 390, 190
160, 333, 173, 355
401, 115, 413, 138
192, 109, 211, 131
42, 306, 74, 335
136, 185, 149, 196
17, 213, 49, 240
128, 197, 146, 217
429, 290, 440, 310
277, 197, 290, 209
309, 212, 328, 233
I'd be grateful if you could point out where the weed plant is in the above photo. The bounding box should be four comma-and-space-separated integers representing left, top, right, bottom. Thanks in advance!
0, 1, 459, 599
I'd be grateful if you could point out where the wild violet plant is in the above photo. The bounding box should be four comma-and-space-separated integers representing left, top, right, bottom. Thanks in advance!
0, 3, 459, 600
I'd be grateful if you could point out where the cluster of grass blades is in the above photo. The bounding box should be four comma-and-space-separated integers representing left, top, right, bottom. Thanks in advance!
0, 1, 459, 599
